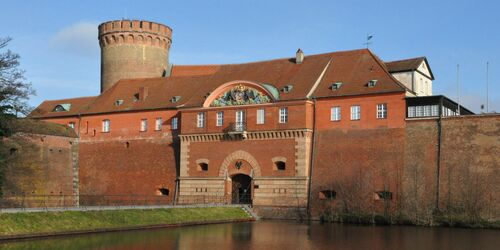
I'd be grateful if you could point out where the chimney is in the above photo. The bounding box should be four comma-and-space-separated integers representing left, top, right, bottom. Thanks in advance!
139, 86, 149, 101
296, 49, 304, 64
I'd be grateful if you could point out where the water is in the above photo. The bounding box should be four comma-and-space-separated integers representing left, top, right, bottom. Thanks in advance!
1, 221, 499, 250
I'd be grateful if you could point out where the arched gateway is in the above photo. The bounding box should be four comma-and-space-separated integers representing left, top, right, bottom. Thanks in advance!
231, 174, 252, 204
219, 150, 261, 204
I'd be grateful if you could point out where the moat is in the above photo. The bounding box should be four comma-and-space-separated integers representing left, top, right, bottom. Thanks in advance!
1, 221, 499, 250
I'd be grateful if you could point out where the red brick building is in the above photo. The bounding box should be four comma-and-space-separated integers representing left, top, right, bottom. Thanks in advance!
31, 20, 488, 219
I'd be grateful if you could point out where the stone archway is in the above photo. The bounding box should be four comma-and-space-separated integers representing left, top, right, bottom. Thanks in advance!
231, 174, 252, 204
218, 150, 262, 177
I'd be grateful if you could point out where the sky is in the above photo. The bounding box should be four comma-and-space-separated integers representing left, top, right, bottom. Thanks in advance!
1, 0, 499, 113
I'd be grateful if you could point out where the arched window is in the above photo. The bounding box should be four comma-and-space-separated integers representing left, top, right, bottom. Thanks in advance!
274, 161, 286, 171
319, 190, 336, 200
198, 163, 208, 171
158, 188, 169, 196
374, 191, 393, 200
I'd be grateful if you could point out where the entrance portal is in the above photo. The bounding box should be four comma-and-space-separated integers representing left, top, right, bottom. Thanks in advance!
231, 174, 252, 204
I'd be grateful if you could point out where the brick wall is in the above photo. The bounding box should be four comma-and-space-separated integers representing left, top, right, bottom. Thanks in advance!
1, 133, 78, 207
403, 115, 500, 221
78, 137, 178, 205
310, 128, 405, 218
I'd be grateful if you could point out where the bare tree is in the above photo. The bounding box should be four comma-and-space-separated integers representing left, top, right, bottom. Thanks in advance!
0, 37, 35, 119
0, 37, 35, 197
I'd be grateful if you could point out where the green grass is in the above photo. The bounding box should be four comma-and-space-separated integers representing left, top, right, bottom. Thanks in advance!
0, 207, 251, 237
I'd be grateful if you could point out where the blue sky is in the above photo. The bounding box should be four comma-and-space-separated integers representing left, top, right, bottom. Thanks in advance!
1, 0, 498, 113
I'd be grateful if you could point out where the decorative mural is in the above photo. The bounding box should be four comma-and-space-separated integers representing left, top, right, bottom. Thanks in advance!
210, 84, 271, 107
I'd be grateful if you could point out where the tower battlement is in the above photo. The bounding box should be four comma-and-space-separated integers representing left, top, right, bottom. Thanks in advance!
98, 20, 172, 93
98, 20, 172, 49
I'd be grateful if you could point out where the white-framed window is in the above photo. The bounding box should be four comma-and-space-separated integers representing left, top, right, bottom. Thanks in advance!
331, 106, 341, 121
408, 106, 416, 118
235, 110, 245, 131
431, 105, 439, 116
171, 117, 178, 130
197, 112, 205, 128
376, 103, 387, 119
350, 105, 360, 120
216, 111, 224, 127
155, 118, 162, 131
140, 119, 148, 132
423, 105, 432, 116
279, 107, 288, 123
256, 109, 265, 124
68, 122, 75, 129
102, 119, 110, 132
416, 106, 424, 117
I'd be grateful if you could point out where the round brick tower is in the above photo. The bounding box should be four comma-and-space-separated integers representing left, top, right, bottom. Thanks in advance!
98, 20, 172, 93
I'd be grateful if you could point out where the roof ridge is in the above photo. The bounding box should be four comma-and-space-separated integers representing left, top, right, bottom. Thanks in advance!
171, 48, 370, 67
385, 56, 426, 64
39, 95, 97, 103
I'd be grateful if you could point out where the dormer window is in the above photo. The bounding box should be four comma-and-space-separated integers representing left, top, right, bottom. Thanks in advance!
282, 85, 293, 93
114, 99, 124, 106
133, 93, 140, 102
52, 104, 71, 112
330, 82, 343, 90
170, 96, 181, 103
367, 80, 378, 87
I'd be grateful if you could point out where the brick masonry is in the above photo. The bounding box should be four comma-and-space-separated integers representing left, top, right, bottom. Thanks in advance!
1, 133, 78, 207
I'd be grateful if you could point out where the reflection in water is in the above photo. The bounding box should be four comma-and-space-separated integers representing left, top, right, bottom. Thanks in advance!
1, 221, 499, 250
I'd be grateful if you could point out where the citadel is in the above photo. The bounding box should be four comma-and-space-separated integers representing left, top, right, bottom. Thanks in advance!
3, 19, 496, 219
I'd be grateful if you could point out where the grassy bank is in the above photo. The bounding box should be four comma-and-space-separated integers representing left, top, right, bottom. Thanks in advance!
0, 207, 252, 237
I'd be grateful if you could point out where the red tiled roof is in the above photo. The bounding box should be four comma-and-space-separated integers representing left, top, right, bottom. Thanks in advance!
170, 65, 220, 77
29, 96, 97, 118
32, 49, 407, 117
385, 57, 425, 72
385, 57, 434, 80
